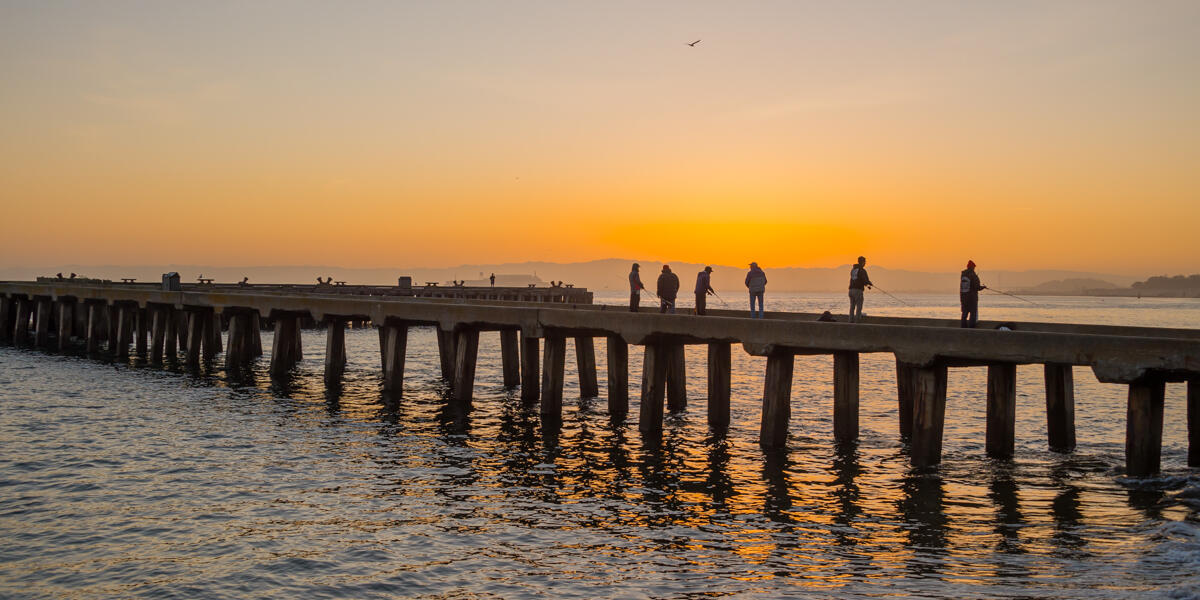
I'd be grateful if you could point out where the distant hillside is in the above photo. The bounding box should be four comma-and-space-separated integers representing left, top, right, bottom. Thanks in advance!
0, 259, 1142, 293
1017, 278, 1121, 295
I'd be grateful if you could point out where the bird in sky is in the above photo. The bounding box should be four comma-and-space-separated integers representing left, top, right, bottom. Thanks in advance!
686, 39, 701, 47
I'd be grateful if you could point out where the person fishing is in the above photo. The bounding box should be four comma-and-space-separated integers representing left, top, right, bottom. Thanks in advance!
960, 260, 987, 328
656, 265, 680, 314
848, 256, 873, 323
694, 266, 715, 315
745, 262, 767, 318
628, 263, 644, 312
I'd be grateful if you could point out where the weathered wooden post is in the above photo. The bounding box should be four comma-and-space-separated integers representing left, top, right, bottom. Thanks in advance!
175, 311, 189, 354
186, 310, 205, 367
163, 307, 178, 361
1044, 363, 1076, 452
520, 332, 540, 404
500, 330, 520, 388
1126, 375, 1165, 477
250, 312, 263, 357
34, 297, 52, 348
575, 336, 599, 398
834, 351, 860, 443
895, 359, 917, 438
607, 335, 629, 416
1190, 378, 1199, 468
85, 302, 102, 354
910, 363, 949, 468
452, 327, 480, 404
639, 343, 669, 434
541, 331, 567, 418
707, 342, 731, 429
115, 304, 135, 359
324, 317, 347, 384
224, 312, 251, 371
437, 328, 456, 382
199, 310, 218, 362
134, 307, 149, 357
666, 342, 687, 411
986, 363, 1018, 459
269, 314, 301, 376
381, 321, 408, 394
106, 304, 119, 354
0, 296, 12, 343
56, 300, 73, 351
759, 350, 794, 449
149, 306, 166, 363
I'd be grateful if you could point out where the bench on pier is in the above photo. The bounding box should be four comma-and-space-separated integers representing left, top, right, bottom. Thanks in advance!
334, 281, 347, 287
121, 278, 136, 283
196, 278, 213, 285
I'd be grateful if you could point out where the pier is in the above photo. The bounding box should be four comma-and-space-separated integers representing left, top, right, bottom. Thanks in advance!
2, 281, 1198, 476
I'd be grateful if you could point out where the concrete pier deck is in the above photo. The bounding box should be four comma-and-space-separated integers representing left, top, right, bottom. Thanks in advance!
3, 281, 1197, 476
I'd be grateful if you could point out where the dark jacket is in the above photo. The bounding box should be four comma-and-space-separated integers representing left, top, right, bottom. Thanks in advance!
960, 269, 983, 299
629, 269, 643, 291
744, 267, 767, 293
657, 271, 680, 299
849, 265, 872, 290
694, 271, 713, 294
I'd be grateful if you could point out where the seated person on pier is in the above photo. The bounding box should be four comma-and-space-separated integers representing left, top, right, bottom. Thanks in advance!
238, 277, 249, 287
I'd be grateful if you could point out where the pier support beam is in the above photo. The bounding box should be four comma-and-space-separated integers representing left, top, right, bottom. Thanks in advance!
12, 298, 31, 346
910, 364, 949, 468
520, 333, 540, 404
452, 328, 480, 405
135, 308, 149, 357
85, 303, 103, 354
163, 307, 178, 361
639, 343, 669, 434
834, 351, 860, 443
149, 307, 166, 364
381, 321, 408, 394
667, 343, 687, 411
250, 312, 263, 357
896, 359, 917, 438
34, 298, 51, 348
199, 310, 217, 361
707, 342, 731, 429
986, 363, 1018, 459
500, 330, 520, 388
1190, 379, 1199, 468
224, 312, 250, 371
575, 336, 599, 398
0, 296, 12, 343
186, 311, 205, 367
1044, 363, 1076, 452
437, 328, 456, 382
115, 305, 135, 359
607, 335, 629, 416
541, 332, 566, 418
269, 315, 301, 376
760, 350, 795, 449
1126, 376, 1165, 477
176, 311, 189, 355
56, 300, 73, 351
324, 318, 347, 384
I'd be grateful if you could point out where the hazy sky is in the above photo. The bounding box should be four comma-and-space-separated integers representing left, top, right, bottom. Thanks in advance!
2, 1, 1197, 274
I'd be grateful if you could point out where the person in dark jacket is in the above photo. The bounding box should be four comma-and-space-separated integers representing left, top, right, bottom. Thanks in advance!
848, 256, 873, 323
694, 266, 715, 315
656, 265, 680, 314
628, 263, 644, 312
960, 260, 987, 328
745, 262, 767, 318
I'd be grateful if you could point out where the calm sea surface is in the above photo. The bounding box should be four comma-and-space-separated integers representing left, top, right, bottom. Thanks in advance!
2, 292, 1199, 599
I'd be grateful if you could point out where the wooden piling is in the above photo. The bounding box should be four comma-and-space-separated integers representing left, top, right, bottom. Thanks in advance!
834, 351, 860, 443
34, 298, 51, 348
575, 336, 599, 398
639, 343, 669, 434
12, 298, 30, 346
225, 312, 249, 371
150, 307, 166, 363
759, 350, 795, 449
135, 308, 149, 357
437, 328, 456, 382
1044, 363, 1076, 452
707, 342, 731, 429
199, 310, 217, 361
452, 328, 480, 404
501, 330, 520, 388
896, 359, 916, 438
176, 311, 189, 353
115, 305, 134, 359
250, 312, 263, 357
910, 363, 949, 468
186, 311, 205, 367
607, 335, 629, 416
163, 307, 178, 360
56, 300, 73, 351
85, 303, 102, 354
666, 343, 687, 411
324, 318, 347, 384
382, 322, 408, 394
541, 332, 566, 418
0, 296, 12, 343
1189, 378, 1199, 468
1126, 376, 1165, 477
986, 362, 1018, 459
520, 333, 540, 404
268, 315, 300, 375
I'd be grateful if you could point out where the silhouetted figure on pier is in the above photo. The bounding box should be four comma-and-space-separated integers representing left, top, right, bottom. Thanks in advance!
657, 265, 679, 314
818, 311, 837, 322
55, 273, 64, 279
629, 263, 644, 312
960, 260, 987, 328
694, 266, 715, 315
848, 256, 873, 323
745, 262, 767, 318
69, 273, 76, 279
239, 277, 249, 287
489, 273, 495, 287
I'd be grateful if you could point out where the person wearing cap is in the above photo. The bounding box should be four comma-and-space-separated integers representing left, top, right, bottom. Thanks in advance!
745, 262, 768, 318
656, 265, 680, 314
629, 263, 644, 312
960, 260, 987, 328
848, 256, 873, 323
694, 266, 715, 315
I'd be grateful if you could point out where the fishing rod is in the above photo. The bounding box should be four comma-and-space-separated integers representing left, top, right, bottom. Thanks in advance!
985, 287, 1040, 305
870, 285, 912, 307
710, 289, 730, 308
638, 286, 674, 307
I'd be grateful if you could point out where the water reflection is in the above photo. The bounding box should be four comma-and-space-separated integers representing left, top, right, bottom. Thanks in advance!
899, 472, 948, 575
988, 465, 1024, 554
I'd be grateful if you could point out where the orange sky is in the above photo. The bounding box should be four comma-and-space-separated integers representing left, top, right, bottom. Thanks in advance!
1, 2, 1197, 275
